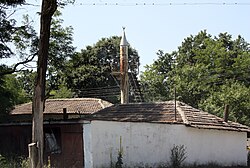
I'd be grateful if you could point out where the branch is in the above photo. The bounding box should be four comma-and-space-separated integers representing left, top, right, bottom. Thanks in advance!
0, 52, 37, 76
6, 9, 16, 19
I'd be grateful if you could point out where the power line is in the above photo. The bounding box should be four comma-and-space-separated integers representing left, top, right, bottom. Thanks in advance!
22, 2, 250, 8
72, 2, 250, 6
23, 3, 40, 7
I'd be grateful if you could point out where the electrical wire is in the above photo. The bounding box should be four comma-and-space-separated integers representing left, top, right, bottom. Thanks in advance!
72, 2, 250, 6
25, 2, 250, 7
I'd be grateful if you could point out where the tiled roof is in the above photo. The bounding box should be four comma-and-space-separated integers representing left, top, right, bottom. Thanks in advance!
91, 101, 250, 132
177, 102, 250, 132
92, 101, 183, 123
11, 98, 112, 115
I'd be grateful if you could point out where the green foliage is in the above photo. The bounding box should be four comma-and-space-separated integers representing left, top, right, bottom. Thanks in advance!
115, 136, 123, 168
16, 70, 36, 101
8, 10, 140, 104
199, 81, 250, 124
0, 154, 8, 167
0, 7, 37, 76
64, 36, 140, 103
47, 10, 75, 94
0, 8, 16, 59
0, 154, 53, 168
140, 50, 175, 102
170, 145, 187, 168
0, 75, 28, 121
20, 158, 29, 168
49, 83, 73, 99
0, 155, 29, 168
0, 0, 25, 6
140, 30, 250, 125
115, 150, 123, 168
3, 75, 28, 104
16, 10, 75, 100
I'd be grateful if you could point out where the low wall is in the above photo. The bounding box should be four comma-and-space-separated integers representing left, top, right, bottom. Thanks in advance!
83, 121, 247, 167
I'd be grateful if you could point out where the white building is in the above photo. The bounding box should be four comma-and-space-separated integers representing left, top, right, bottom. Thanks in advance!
83, 101, 249, 167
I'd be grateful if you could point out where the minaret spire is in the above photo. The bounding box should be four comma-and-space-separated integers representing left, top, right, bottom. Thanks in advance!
120, 27, 128, 46
120, 27, 129, 104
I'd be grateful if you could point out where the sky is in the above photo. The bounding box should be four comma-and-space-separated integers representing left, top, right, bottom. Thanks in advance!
5, 0, 250, 72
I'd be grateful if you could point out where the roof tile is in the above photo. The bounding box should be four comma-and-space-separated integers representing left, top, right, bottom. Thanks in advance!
11, 98, 112, 115
92, 101, 183, 123
91, 101, 250, 132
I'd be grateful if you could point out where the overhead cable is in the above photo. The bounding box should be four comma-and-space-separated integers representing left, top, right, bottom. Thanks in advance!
72, 2, 250, 6
23, 2, 250, 8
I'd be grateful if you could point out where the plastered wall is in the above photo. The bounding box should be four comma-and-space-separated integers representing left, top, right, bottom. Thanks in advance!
83, 121, 247, 167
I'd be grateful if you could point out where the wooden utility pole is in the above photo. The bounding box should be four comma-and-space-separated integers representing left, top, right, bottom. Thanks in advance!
120, 28, 129, 104
30, 0, 57, 167
223, 104, 229, 122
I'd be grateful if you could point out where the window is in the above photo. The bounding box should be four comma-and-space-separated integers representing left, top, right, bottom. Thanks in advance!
44, 127, 61, 154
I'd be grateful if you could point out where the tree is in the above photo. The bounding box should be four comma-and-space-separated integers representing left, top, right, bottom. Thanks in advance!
0, 74, 28, 121
16, 10, 75, 101
0, 0, 37, 119
1, 0, 25, 6
32, 1, 75, 166
31, 0, 57, 167
140, 30, 250, 125
0, 5, 38, 76
64, 36, 140, 103
171, 31, 250, 108
46, 10, 75, 97
140, 50, 175, 102
199, 81, 250, 124
0, 1, 74, 167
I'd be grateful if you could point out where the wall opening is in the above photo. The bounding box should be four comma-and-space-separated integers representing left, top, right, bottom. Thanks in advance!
44, 127, 61, 154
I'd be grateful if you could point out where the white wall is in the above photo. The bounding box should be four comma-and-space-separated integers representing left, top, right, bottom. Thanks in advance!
83, 123, 93, 168
83, 121, 248, 167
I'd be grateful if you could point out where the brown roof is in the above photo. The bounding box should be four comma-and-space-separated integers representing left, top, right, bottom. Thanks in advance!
91, 101, 250, 132
92, 101, 183, 123
11, 98, 113, 115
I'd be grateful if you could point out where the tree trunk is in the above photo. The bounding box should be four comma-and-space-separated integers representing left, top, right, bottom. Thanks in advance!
31, 0, 57, 167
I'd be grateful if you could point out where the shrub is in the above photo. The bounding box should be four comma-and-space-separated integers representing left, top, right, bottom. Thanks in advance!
170, 144, 187, 168
0, 155, 28, 168
115, 150, 123, 168
0, 154, 8, 167
115, 136, 123, 168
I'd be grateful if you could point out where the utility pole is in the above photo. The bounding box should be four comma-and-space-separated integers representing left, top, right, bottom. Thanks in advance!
30, 0, 57, 167
120, 27, 129, 104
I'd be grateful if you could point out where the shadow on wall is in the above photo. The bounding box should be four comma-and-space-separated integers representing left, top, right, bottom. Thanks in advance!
248, 151, 250, 167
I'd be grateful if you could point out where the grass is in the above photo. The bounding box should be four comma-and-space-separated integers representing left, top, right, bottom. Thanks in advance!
0, 155, 51, 168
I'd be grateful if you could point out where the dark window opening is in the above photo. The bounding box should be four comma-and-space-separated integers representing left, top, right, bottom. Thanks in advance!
247, 132, 250, 151
44, 127, 61, 154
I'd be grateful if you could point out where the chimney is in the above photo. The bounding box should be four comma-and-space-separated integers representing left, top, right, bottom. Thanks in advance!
223, 104, 229, 122
63, 108, 68, 120
120, 27, 129, 104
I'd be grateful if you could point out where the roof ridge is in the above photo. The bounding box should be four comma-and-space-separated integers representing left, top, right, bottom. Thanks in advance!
14, 101, 32, 107
11, 98, 111, 116
118, 101, 175, 105
179, 102, 229, 122
177, 101, 250, 131
176, 101, 190, 125
46, 98, 101, 101
98, 99, 113, 109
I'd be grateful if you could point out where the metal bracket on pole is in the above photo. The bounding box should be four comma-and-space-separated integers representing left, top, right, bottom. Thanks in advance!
28, 142, 38, 168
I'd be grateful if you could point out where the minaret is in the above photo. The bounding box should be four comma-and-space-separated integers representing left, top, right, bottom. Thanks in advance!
120, 27, 129, 104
